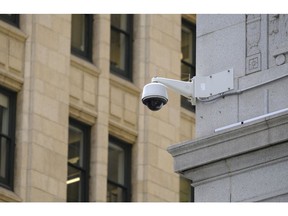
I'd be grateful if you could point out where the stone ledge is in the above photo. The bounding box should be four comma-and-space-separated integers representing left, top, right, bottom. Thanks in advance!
69, 104, 97, 125
0, 187, 22, 202
0, 68, 24, 92
168, 112, 288, 173
109, 120, 138, 144
184, 143, 288, 185
0, 20, 27, 42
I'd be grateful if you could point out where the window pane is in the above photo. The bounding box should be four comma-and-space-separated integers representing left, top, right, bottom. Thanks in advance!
67, 165, 81, 202
0, 94, 9, 135
111, 14, 128, 31
108, 143, 124, 185
107, 137, 131, 202
71, 15, 85, 52
0, 137, 8, 178
68, 125, 83, 167
180, 177, 194, 202
67, 119, 90, 202
181, 20, 196, 112
110, 30, 127, 72
181, 25, 194, 65
181, 62, 194, 81
110, 14, 132, 81
0, 14, 19, 27
107, 182, 125, 202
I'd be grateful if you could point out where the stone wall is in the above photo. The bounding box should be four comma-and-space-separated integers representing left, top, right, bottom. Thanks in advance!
168, 14, 288, 202
0, 14, 195, 202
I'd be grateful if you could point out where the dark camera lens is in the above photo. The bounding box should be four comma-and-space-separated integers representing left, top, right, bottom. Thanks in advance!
146, 98, 164, 111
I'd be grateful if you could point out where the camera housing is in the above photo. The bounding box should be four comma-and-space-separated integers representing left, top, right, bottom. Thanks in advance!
141, 82, 168, 111
141, 69, 234, 111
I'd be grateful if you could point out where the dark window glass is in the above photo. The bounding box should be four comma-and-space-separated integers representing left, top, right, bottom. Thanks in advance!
110, 14, 133, 81
0, 14, 19, 27
181, 19, 196, 112
180, 176, 194, 202
71, 14, 93, 61
107, 136, 131, 202
0, 87, 16, 190
67, 119, 90, 202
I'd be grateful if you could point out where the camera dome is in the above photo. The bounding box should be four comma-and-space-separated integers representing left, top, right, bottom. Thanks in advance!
142, 82, 168, 111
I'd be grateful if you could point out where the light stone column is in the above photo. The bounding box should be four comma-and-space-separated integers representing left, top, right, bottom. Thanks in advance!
16, 14, 71, 201
90, 14, 111, 202
134, 14, 181, 201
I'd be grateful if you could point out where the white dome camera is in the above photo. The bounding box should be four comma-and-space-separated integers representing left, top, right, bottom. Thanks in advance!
141, 82, 168, 111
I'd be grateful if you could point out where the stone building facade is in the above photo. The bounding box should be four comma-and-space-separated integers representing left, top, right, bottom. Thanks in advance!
168, 14, 288, 202
0, 14, 195, 202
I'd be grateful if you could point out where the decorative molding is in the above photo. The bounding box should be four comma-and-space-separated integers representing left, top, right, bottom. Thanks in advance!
0, 187, 22, 202
246, 14, 262, 74
168, 111, 288, 174
0, 68, 23, 92
109, 74, 140, 133
187, 145, 288, 187
246, 53, 261, 74
70, 55, 99, 114
246, 15, 261, 56
69, 104, 97, 125
0, 21, 26, 90
268, 14, 288, 67
109, 120, 138, 144
0, 20, 27, 42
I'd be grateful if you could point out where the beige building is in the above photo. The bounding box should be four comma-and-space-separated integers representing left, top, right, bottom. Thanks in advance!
0, 14, 195, 202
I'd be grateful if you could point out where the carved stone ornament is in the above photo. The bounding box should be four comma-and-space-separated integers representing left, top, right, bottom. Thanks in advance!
246, 15, 262, 74
246, 15, 261, 56
269, 14, 288, 67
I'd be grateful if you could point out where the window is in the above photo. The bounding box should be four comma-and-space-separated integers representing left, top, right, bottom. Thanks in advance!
181, 19, 196, 111
0, 87, 16, 190
107, 136, 131, 202
0, 14, 19, 27
67, 119, 91, 202
110, 14, 133, 81
179, 177, 194, 202
71, 14, 93, 61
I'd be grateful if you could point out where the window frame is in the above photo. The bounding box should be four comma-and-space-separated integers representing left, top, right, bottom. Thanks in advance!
67, 118, 91, 202
110, 14, 133, 82
181, 19, 196, 112
0, 86, 16, 191
107, 136, 132, 202
71, 14, 93, 62
0, 14, 19, 27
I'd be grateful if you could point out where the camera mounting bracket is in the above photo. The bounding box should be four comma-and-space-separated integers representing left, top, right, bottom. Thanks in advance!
151, 68, 234, 105
194, 68, 234, 98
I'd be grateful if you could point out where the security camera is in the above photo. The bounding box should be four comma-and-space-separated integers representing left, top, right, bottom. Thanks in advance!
142, 82, 168, 111
142, 69, 234, 111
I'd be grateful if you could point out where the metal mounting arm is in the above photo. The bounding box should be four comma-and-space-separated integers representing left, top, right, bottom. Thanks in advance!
152, 77, 195, 98
151, 68, 234, 105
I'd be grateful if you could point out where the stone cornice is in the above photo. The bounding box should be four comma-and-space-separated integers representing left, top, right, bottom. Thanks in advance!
168, 111, 288, 173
